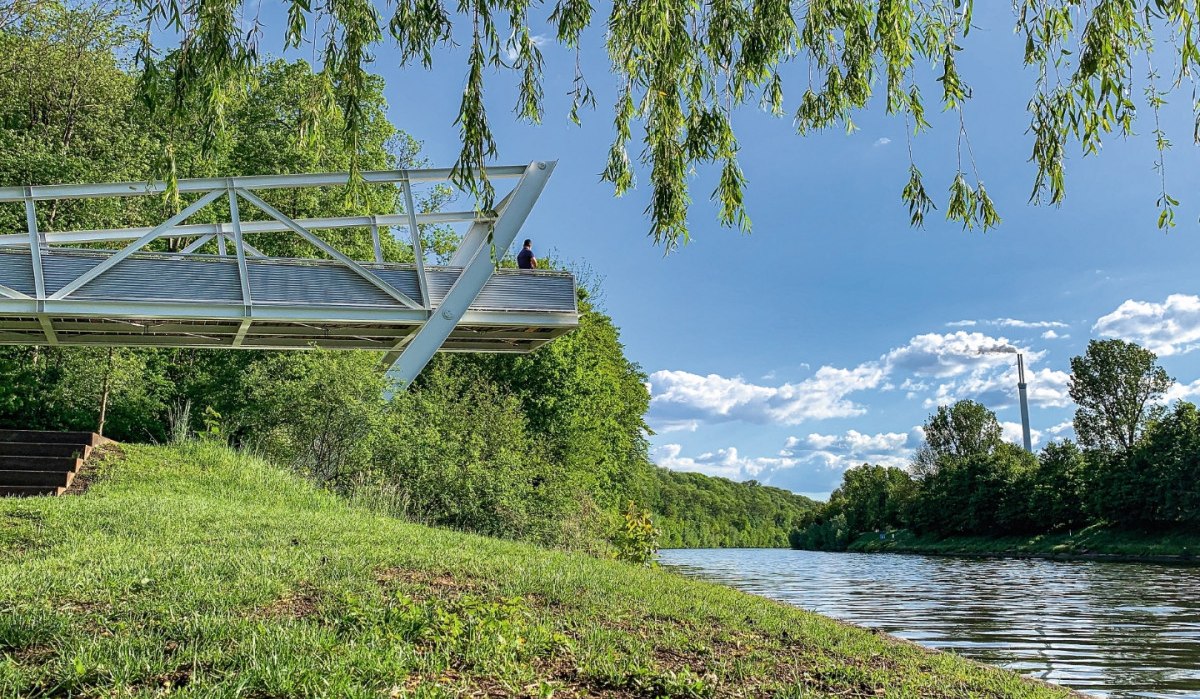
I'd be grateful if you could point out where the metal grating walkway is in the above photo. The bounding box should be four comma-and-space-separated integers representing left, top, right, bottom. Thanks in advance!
0, 250, 577, 352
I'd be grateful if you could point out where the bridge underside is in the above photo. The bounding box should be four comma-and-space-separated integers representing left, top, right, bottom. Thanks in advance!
0, 250, 577, 352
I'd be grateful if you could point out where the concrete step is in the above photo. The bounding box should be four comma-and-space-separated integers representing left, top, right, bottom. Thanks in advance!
0, 430, 102, 446
0, 455, 82, 472
0, 442, 90, 459
0, 470, 74, 488
0, 485, 64, 497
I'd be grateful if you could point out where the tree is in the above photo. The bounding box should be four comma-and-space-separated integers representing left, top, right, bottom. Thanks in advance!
826, 464, 914, 534
1092, 400, 1200, 526
1025, 440, 1088, 532
1069, 339, 1172, 456
912, 399, 1002, 476
93, 0, 1200, 246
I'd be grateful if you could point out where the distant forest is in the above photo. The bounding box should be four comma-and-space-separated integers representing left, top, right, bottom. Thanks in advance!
0, 3, 815, 554
793, 338, 1199, 551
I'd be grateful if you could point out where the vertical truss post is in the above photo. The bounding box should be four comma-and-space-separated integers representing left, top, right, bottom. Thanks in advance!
227, 186, 253, 349
383, 161, 555, 385
25, 189, 56, 345
370, 216, 384, 264
24, 190, 45, 301
226, 187, 253, 309
402, 176, 430, 307
216, 225, 228, 256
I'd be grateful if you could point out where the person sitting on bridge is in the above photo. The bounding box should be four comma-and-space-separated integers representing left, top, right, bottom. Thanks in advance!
517, 239, 538, 270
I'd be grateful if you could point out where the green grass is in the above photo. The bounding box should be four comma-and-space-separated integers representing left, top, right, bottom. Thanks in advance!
849, 526, 1200, 560
0, 443, 1077, 698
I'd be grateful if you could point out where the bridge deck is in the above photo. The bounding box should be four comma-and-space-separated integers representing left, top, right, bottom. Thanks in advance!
0, 250, 577, 352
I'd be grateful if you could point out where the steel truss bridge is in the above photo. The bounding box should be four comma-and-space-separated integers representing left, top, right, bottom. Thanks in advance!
0, 161, 576, 385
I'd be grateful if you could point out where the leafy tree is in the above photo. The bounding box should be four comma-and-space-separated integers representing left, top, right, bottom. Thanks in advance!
826, 464, 914, 534
461, 297, 653, 505
912, 399, 1002, 477
1069, 339, 1172, 456
107, 0, 1200, 244
1093, 401, 1200, 526
376, 362, 573, 544
641, 468, 815, 547
1025, 440, 1089, 532
241, 351, 389, 488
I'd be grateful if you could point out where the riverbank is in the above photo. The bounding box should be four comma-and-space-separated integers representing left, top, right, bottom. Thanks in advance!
0, 442, 1078, 697
846, 526, 1200, 564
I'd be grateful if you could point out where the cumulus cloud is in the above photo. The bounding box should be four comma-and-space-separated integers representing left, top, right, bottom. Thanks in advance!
1165, 378, 1200, 404
1094, 294, 1200, 357
878, 331, 1070, 410
873, 137, 892, 147
653, 429, 920, 496
927, 366, 1072, 410
646, 364, 885, 427
1000, 421, 1043, 448
648, 329, 1075, 432
882, 331, 1033, 379
1041, 329, 1068, 340
788, 429, 918, 470
651, 444, 794, 481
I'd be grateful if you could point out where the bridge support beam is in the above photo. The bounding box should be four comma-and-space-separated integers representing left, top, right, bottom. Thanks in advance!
382, 161, 555, 386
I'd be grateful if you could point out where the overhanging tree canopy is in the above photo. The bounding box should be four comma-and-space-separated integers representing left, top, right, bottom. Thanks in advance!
84, 0, 1200, 246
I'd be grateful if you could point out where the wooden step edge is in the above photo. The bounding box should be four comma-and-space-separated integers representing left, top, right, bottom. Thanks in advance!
0, 485, 64, 497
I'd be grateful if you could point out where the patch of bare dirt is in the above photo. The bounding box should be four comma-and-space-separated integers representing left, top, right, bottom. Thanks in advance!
64, 442, 123, 496
256, 584, 322, 619
376, 567, 493, 601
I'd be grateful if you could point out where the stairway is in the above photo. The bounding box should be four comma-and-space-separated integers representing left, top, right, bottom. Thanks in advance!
0, 430, 109, 496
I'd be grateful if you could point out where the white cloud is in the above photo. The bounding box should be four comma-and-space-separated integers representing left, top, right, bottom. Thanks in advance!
653, 429, 919, 496
926, 366, 1071, 410
789, 429, 917, 470
883, 331, 1034, 379
646, 364, 885, 427
878, 331, 1070, 410
873, 137, 892, 147
1041, 329, 1068, 340
1165, 378, 1200, 404
1000, 421, 1043, 448
1094, 294, 1200, 357
651, 444, 796, 481
652, 419, 699, 434
1044, 420, 1076, 442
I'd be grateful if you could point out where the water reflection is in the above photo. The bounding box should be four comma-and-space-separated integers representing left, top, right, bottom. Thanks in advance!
659, 548, 1200, 698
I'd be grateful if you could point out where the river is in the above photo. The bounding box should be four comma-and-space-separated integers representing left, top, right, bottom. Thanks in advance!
659, 548, 1200, 698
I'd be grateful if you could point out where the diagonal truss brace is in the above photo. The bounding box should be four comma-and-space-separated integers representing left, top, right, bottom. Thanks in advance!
234, 189, 422, 310
382, 161, 556, 386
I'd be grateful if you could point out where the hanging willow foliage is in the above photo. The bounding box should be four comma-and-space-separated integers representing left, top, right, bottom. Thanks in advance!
126, 0, 1200, 249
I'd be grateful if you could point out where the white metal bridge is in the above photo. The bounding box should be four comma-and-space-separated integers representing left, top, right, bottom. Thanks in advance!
0, 161, 577, 385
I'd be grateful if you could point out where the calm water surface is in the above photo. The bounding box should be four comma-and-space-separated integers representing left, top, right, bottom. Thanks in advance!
659, 548, 1200, 698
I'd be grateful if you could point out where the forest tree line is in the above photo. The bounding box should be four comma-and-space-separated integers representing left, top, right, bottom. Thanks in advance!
792, 339, 1199, 550
0, 3, 815, 554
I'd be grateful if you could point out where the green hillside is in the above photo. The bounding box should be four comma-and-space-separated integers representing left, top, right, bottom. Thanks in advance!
0, 443, 1072, 697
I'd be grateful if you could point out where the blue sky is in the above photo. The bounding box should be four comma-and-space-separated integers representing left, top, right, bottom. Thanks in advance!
258, 3, 1200, 498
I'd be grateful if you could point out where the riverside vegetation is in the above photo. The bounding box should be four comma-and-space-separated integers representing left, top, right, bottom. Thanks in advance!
792, 339, 1200, 561
0, 442, 1077, 698
0, 3, 815, 553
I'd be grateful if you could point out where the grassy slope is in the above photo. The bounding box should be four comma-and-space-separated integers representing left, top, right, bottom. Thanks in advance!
848, 527, 1200, 561
0, 444, 1076, 698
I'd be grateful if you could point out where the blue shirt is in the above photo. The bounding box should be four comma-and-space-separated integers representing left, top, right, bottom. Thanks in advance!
517, 248, 534, 269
